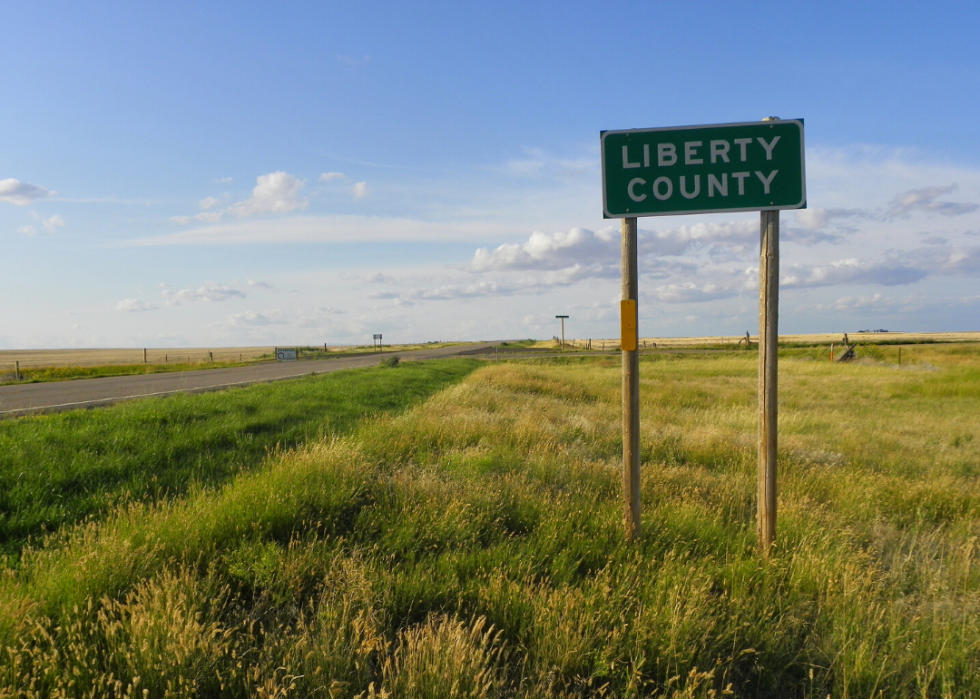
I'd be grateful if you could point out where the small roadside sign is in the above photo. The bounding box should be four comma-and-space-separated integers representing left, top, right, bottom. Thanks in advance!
601, 120, 805, 218
275, 348, 297, 361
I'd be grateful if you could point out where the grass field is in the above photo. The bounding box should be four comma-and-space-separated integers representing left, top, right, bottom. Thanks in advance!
0, 346, 978, 697
0, 358, 481, 557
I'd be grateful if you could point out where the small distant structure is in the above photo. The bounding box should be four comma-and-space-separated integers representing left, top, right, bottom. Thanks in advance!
738, 331, 752, 347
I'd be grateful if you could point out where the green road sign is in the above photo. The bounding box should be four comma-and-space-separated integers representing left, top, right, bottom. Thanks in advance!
601, 120, 805, 218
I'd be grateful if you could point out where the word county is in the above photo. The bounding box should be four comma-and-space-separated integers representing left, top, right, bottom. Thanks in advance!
618, 137, 780, 203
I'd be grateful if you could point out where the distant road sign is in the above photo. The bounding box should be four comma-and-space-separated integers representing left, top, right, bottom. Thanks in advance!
275, 348, 297, 361
373, 334, 382, 340
601, 120, 805, 218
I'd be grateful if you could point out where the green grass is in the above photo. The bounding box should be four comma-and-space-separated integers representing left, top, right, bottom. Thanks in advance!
0, 358, 481, 557
1, 347, 978, 697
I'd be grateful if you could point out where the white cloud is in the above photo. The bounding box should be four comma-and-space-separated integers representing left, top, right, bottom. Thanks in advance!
170, 211, 223, 225
649, 282, 737, 303
228, 172, 308, 217
126, 215, 512, 246
782, 258, 927, 288
367, 263, 624, 306
411, 280, 513, 300
116, 299, 160, 312
793, 207, 868, 230
470, 221, 760, 276
782, 227, 843, 246
940, 245, 980, 274
319, 172, 345, 182
224, 309, 288, 327
39, 214, 64, 233
639, 220, 759, 257
246, 279, 277, 290
161, 282, 247, 305
367, 280, 521, 303
13, 211, 66, 235
365, 272, 395, 283
794, 208, 827, 230
472, 227, 618, 272
781, 244, 980, 289
294, 306, 348, 328
539, 263, 619, 285
884, 184, 978, 219
815, 294, 890, 312
170, 173, 305, 225
0, 179, 55, 206
352, 181, 369, 200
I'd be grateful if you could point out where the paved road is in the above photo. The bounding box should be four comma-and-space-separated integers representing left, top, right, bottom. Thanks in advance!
0, 344, 491, 418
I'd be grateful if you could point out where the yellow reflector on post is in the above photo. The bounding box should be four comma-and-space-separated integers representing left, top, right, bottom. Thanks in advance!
621, 299, 637, 351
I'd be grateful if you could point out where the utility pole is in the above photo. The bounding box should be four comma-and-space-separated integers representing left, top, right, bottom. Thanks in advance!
556, 315, 569, 349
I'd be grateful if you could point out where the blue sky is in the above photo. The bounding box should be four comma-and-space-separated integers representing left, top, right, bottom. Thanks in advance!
2, 1, 979, 348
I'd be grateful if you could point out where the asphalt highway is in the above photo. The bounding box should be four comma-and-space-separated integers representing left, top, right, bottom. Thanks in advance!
0, 343, 491, 418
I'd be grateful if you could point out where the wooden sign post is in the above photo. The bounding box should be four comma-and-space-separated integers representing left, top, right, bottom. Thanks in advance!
621, 217, 641, 539
758, 208, 779, 554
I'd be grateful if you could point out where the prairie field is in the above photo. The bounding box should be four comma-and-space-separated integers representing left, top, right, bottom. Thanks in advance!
0, 347, 274, 371
546, 331, 980, 350
0, 342, 462, 373
0, 347, 978, 697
